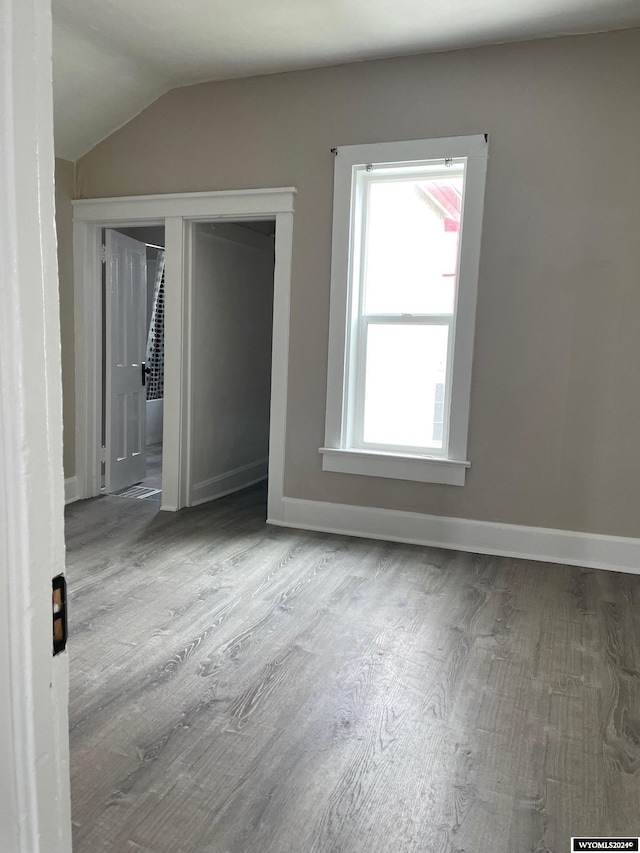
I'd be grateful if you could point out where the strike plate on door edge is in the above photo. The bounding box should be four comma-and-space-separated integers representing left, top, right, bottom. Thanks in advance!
52, 574, 67, 655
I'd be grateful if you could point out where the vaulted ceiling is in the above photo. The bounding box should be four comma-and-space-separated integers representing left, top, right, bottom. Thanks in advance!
52, 0, 640, 161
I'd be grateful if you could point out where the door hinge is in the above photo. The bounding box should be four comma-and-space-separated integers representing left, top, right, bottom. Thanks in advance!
100, 446, 106, 463
101, 244, 107, 264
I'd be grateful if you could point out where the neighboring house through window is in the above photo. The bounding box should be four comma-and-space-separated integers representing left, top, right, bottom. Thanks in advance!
321, 135, 488, 486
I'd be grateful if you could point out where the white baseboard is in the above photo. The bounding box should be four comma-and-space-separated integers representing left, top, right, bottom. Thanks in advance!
191, 458, 268, 507
64, 476, 80, 505
268, 497, 640, 575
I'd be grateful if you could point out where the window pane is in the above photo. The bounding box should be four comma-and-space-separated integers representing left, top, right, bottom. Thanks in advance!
363, 324, 448, 449
432, 382, 445, 443
363, 175, 463, 315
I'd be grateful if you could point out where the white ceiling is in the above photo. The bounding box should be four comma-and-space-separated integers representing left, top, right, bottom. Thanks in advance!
52, 0, 640, 161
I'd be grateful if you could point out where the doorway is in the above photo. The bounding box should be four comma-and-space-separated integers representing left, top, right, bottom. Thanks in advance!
102, 226, 166, 501
72, 188, 295, 518
189, 220, 275, 505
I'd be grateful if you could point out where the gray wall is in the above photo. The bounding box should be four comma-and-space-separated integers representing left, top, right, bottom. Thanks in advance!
55, 157, 75, 479
191, 223, 274, 488
75, 29, 640, 536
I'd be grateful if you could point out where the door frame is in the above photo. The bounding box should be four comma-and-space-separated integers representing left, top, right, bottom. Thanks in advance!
1, 0, 72, 849
73, 189, 296, 515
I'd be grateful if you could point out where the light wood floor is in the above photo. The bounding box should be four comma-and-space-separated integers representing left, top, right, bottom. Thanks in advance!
65, 484, 640, 853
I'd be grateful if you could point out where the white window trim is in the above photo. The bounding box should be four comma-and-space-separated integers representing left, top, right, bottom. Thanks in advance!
319, 447, 470, 486
321, 135, 488, 486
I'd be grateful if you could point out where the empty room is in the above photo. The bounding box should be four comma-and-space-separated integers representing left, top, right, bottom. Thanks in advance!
3, 1, 640, 852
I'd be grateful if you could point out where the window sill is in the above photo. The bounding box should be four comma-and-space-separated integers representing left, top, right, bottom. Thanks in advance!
319, 447, 470, 486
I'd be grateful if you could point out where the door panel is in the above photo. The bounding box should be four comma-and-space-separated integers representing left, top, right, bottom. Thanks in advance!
105, 230, 147, 492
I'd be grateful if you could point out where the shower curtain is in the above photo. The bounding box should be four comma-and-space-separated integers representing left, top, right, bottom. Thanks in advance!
146, 250, 165, 401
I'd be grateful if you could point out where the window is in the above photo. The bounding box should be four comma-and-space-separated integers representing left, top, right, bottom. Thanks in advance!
321, 135, 488, 486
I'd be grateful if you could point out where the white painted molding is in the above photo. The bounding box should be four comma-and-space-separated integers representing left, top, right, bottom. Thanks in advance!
163, 215, 188, 512
320, 447, 469, 486
269, 497, 640, 575
64, 477, 80, 505
267, 210, 294, 523
72, 187, 296, 223
191, 458, 268, 507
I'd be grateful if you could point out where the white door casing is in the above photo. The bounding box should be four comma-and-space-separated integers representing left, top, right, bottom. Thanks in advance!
0, 0, 72, 850
73, 190, 296, 516
105, 229, 148, 492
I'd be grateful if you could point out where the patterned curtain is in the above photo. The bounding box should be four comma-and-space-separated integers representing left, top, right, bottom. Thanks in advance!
146, 251, 165, 401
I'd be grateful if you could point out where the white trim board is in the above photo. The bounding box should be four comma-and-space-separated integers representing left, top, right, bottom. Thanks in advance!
320, 446, 469, 486
191, 458, 269, 507
269, 498, 640, 575
73, 188, 295, 222
64, 477, 79, 505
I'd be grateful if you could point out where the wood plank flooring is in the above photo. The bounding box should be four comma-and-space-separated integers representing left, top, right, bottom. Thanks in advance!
65, 484, 640, 852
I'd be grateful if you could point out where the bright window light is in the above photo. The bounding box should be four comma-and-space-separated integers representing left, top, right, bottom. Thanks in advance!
352, 164, 464, 454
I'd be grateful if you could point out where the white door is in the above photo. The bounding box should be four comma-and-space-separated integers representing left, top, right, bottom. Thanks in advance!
105, 229, 148, 492
1, 0, 72, 849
